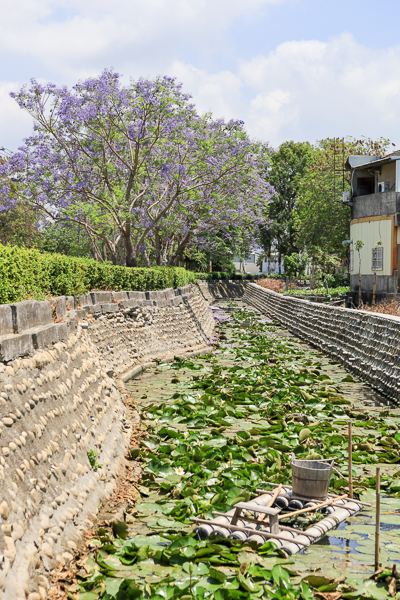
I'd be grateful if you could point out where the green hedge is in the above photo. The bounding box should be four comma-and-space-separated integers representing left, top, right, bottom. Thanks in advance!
0, 244, 197, 304
195, 271, 264, 281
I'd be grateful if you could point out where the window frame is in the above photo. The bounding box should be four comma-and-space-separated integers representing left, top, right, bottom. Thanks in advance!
371, 247, 383, 271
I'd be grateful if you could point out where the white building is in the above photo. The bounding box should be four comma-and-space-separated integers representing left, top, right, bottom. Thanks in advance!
233, 250, 284, 274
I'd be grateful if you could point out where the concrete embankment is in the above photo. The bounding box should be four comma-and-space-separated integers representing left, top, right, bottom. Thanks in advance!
243, 283, 400, 402
0, 284, 214, 599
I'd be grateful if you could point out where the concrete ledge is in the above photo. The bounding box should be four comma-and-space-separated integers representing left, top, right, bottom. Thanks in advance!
13, 300, 52, 332
0, 332, 34, 361
128, 291, 146, 301
50, 296, 67, 319
0, 304, 14, 336
111, 291, 129, 302
120, 299, 144, 309
32, 323, 68, 349
90, 291, 112, 304
101, 303, 119, 314
78, 293, 92, 307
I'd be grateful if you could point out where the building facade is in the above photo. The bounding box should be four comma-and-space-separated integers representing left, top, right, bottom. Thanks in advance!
346, 151, 400, 300
233, 250, 284, 274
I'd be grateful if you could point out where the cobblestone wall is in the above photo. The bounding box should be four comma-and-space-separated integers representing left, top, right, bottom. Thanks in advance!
0, 284, 214, 599
243, 283, 400, 402
197, 280, 246, 302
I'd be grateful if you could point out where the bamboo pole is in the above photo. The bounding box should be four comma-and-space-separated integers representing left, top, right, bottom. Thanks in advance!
190, 517, 308, 547
375, 466, 381, 572
257, 486, 371, 507
266, 484, 283, 508
278, 494, 348, 521
211, 512, 304, 536
348, 422, 353, 499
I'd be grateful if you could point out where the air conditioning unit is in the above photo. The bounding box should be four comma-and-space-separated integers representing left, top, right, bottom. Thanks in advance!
378, 181, 390, 193
342, 191, 350, 203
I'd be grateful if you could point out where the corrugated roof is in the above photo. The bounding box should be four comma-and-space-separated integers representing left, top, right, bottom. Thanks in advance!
353, 154, 400, 170
345, 155, 381, 170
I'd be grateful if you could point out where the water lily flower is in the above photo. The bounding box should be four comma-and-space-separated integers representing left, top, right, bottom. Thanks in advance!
175, 467, 185, 476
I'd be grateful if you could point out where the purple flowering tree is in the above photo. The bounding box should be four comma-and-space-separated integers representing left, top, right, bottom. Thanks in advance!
0, 69, 273, 266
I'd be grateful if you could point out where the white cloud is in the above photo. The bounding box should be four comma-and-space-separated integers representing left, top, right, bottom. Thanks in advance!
0, 0, 283, 76
168, 61, 243, 119
2, 5, 400, 150
0, 82, 33, 151
239, 34, 400, 145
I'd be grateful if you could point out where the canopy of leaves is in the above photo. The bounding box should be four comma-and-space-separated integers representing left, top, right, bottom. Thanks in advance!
260, 141, 314, 263
294, 137, 392, 257
0, 70, 273, 268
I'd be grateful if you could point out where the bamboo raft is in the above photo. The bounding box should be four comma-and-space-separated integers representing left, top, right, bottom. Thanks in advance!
191, 483, 368, 556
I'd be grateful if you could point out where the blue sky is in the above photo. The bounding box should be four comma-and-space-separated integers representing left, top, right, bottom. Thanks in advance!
1, 0, 400, 151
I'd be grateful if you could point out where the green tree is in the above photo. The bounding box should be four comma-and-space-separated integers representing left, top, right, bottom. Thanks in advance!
260, 141, 314, 273
40, 222, 93, 259
0, 157, 42, 248
294, 136, 391, 256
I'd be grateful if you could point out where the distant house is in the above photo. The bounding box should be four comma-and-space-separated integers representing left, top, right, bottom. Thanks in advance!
233, 249, 284, 274
345, 151, 400, 301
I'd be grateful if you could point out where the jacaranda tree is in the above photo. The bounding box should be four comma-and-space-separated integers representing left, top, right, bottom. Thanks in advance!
0, 69, 274, 267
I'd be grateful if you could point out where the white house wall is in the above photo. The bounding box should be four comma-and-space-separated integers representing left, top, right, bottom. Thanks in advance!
378, 162, 396, 191
350, 218, 392, 276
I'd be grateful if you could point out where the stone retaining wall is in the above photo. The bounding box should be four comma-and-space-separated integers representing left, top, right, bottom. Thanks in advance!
197, 280, 246, 302
244, 283, 400, 402
0, 284, 214, 599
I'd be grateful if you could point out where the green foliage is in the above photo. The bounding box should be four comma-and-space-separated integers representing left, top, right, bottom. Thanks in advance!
295, 137, 391, 256
77, 306, 399, 599
0, 243, 197, 304
260, 141, 314, 260
355, 240, 364, 253
195, 272, 263, 281
283, 286, 350, 298
283, 253, 310, 278
41, 222, 93, 258
87, 449, 102, 472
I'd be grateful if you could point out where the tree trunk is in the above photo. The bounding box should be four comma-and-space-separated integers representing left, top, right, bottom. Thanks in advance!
143, 247, 151, 268
124, 227, 137, 267
168, 232, 190, 266
278, 252, 282, 275
155, 230, 162, 266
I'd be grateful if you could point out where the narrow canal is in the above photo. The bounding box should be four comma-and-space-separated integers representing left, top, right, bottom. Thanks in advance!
75, 301, 400, 600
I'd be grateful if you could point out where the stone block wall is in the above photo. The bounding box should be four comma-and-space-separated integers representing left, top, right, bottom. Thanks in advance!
0, 284, 214, 599
197, 280, 246, 302
244, 283, 400, 402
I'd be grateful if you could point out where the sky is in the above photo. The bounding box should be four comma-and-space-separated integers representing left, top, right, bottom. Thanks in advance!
1, 0, 400, 152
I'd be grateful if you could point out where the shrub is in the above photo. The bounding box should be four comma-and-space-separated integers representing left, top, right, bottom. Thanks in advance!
195, 271, 264, 281
0, 244, 197, 304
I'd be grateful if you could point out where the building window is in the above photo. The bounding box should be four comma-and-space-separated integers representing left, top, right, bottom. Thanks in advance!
245, 254, 255, 263
350, 250, 354, 272
357, 176, 375, 196
372, 247, 383, 271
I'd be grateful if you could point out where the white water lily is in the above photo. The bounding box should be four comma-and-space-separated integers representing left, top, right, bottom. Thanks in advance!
175, 467, 185, 476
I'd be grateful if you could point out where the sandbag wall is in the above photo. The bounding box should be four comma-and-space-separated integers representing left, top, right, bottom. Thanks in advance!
244, 283, 400, 402
0, 285, 214, 600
